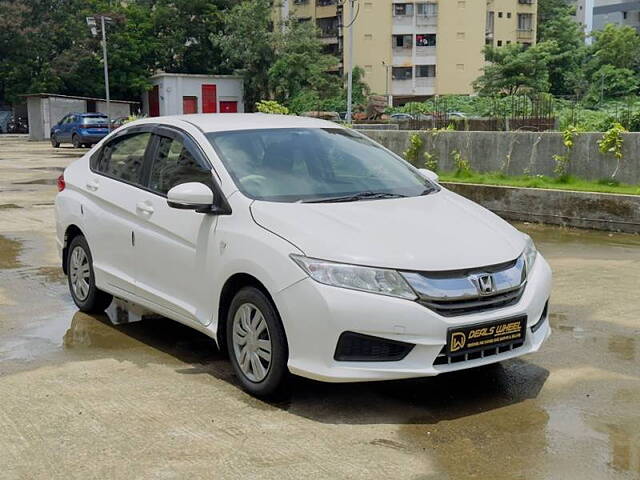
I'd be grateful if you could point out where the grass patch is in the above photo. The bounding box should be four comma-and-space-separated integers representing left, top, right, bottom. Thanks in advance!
438, 171, 640, 196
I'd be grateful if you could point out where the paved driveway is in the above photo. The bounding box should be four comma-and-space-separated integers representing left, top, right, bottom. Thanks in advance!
1, 136, 639, 479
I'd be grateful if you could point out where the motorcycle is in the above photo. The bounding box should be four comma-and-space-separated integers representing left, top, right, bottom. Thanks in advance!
7, 116, 29, 134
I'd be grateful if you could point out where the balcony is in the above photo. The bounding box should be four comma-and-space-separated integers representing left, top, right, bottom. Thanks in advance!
416, 14, 437, 27
516, 29, 534, 40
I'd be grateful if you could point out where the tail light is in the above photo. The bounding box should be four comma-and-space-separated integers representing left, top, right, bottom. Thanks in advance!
56, 173, 65, 192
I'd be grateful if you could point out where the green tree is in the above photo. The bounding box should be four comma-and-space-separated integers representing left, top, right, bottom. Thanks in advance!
268, 19, 340, 104
536, 0, 588, 96
590, 24, 640, 71
473, 43, 551, 95
216, 0, 341, 111
585, 65, 639, 103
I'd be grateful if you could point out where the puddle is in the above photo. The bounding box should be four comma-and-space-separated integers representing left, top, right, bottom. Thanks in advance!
0, 204, 22, 209
0, 235, 23, 268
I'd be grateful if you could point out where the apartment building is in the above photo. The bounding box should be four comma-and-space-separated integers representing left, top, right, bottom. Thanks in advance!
275, 0, 537, 103
573, 0, 640, 43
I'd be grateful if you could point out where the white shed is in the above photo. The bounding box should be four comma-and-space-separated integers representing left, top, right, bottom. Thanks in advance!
23, 93, 138, 140
142, 73, 244, 117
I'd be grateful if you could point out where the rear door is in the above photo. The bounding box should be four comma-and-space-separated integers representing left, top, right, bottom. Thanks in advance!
84, 127, 154, 297
131, 127, 220, 325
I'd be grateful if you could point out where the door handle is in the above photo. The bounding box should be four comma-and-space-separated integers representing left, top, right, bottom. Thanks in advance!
136, 201, 154, 215
86, 179, 99, 191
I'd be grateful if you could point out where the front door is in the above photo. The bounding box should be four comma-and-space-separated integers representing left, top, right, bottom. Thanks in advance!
83, 130, 153, 297
149, 86, 160, 117
131, 128, 219, 325
202, 84, 217, 113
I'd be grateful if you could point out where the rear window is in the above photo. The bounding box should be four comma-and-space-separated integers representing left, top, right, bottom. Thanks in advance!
82, 116, 107, 126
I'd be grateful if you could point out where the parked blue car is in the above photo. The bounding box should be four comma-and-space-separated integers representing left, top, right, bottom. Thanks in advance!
50, 113, 110, 148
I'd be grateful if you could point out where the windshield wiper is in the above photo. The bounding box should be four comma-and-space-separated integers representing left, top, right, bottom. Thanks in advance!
302, 191, 407, 204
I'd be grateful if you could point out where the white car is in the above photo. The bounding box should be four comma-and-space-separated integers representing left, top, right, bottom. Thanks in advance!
55, 114, 551, 397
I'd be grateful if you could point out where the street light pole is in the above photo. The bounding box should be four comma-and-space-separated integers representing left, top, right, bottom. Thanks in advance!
345, 0, 355, 123
100, 16, 111, 131
87, 15, 112, 131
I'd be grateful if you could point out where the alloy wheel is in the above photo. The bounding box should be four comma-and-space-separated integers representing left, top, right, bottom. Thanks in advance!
232, 303, 272, 382
69, 246, 90, 301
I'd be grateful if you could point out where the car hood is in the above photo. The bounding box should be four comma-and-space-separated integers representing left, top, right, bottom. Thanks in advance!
250, 189, 526, 271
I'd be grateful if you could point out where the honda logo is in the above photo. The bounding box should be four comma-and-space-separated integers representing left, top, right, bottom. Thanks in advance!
475, 274, 495, 295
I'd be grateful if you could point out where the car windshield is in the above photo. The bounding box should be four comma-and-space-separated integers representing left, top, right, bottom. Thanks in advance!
206, 128, 436, 203
82, 116, 107, 125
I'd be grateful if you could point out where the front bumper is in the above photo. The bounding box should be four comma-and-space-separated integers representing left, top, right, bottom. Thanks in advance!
274, 254, 552, 382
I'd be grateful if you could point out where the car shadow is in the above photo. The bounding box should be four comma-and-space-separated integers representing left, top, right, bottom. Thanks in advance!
65, 308, 549, 426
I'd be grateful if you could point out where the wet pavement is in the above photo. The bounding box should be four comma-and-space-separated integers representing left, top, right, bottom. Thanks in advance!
1, 136, 639, 479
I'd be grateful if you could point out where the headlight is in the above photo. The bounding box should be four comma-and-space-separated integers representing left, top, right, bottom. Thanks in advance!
523, 234, 538, 273
290, 255, 417, 300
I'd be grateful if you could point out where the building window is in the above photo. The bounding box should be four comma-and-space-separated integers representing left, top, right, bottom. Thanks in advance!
518, 13, 533, 30
497, 40, 502, 46
393, 34, 413, 48
456, 64, 465, 71
416, 2, 437, 16
364, 2, 373, 10
498, 11, 503, 18
456, 32, 465, 40
364, 33, 373, 40
416, 65, 436, 77
416, 33, 436, 47
623, 11, 628, 19
487, 11, 495, 32
507, 12, 511, 18
392, 67, 413, 80
393, 3, 414, 16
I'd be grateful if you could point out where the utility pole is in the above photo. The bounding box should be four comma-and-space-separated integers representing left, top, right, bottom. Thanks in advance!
87, 15, 112, 131
345, 0, 356, 123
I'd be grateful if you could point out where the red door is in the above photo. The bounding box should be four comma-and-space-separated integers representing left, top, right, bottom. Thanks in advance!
182, 96, 198, 114
149, 85, 160, 117
220, 101, 238, 113
202, 84, 217, 113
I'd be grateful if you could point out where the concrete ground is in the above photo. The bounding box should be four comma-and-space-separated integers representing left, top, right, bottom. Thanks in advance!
0, 135, 639, 480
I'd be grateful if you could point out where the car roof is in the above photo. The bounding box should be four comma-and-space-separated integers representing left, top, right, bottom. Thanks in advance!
132, 113, 342, 133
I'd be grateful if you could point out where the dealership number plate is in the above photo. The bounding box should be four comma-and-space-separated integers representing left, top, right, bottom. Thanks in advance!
446, 316, 527, 355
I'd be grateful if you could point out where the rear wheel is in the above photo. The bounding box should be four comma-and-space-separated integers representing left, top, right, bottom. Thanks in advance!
67, 235, 112, 312
72, 134, 81, 149
50, 135, 60, 148
226, 287, 289, 398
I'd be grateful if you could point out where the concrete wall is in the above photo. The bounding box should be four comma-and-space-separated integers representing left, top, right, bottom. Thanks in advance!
96, 101, 132, 120
362, 130, 640, 184
443, 182, 640, 233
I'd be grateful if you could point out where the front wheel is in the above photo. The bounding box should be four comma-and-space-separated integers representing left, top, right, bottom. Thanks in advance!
67, 235, 113, 312
72, 134, 81, 149
226, 287, 289, 398
50, 134, 60, 148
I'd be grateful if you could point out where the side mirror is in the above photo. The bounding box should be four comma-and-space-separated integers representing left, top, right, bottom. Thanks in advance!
418, 168, 439, 183
167, 182, 214, 213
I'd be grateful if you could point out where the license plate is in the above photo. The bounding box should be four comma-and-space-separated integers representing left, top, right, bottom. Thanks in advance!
446, 316, 527, 355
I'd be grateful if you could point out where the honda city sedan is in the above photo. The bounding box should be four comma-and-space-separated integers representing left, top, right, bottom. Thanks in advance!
55, 114, 551, 397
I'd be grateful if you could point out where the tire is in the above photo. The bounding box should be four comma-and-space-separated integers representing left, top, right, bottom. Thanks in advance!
66, 235, 112, 313
226, 287, 289, 398
50, 135, 60, 148
72, 134, 81, 149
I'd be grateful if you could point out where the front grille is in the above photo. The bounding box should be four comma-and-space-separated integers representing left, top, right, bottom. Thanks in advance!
402, 256, 527, 317
334, 331, 414, 362
433, 340, 525, 366
418, 285, 525, 317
